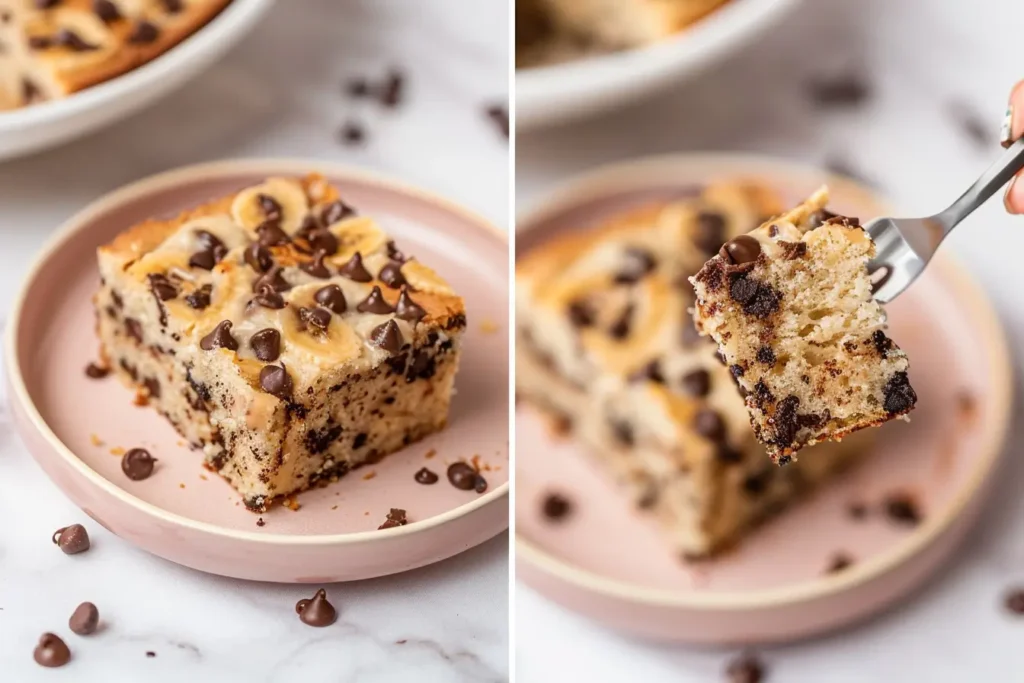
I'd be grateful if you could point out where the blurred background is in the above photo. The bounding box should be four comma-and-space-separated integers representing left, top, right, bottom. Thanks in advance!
516, 0, 1024, 680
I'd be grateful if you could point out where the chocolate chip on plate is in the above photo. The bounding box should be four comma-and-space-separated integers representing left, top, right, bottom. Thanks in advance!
447, 462, 480, 491
378, 260, 407, 288
395, 287, 426, 323
1004, 588, 1024, 615
542, 493, 571, 521
358, 286, 395, 314
52, 524, 90, 554
33, 633, 71, 668
339, 251, 373, 282
720, 235, 761, 264
883, 492, 921, 526
84, 362, 109, 379
378, 507, 408, 530
414, 467, 438, 484
260, 365, 293, 400
295, 588, 337, 627
200, 320, 239, 351
725, 652, 766, 683
474, 475, 488, 493
339, 121, 366, 146
379, 69, 404, 108
121, 448, 157, 481
369, 320, 403, 354
250, 328, 281, 362
485, 104, 509, 138
827, 552, 854, 574
69, 602, 99, 636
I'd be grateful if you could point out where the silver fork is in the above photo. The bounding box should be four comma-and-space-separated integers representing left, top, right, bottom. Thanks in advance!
868, 136, 1024, 302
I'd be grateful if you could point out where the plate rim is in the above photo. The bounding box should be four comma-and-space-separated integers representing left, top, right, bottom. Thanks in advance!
5, 157, 509, 547
514, 152, 1013, 610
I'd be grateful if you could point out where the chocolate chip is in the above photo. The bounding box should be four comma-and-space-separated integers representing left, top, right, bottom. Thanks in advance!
300, 249, 332, 279
69, 602, 99, 636
244, 244, 273, 272
369, 320, 403, 353
729, 276, 759, 304
613, 247, 657, 284
358, 286, 395, 314
295, 214, 321, 239
378, 260, 407, 288
474, 475, 488, 493
395, 287, 426, 323
742, 469, 771, 495
148, 273, 178, 301
125, 318, 143, 343
717, 444, 743, 464
346, 76, 370, 97
161, 0, 183, 13
257, 193, 283, 222
872, 330, 893, 355
414, 467, 438, 484
610, 420, 634, 446
807, 73, 871, 108
883, 372, 916, 414
256, 221, 290, 247
780, 241, 807, 260
260, 365, 293, 399
694, 211, 726, 254
542, 493, 571, 520
807, 208, 839, 229
767, 395, 801, 448
144, 376, 160, 399
36, 0, 60, 8
756, 346, 775, 365
21, 77, 43, 103
447, 462, 479, 490
295, 589, 337, 627
681, 369, 711, 397
200, 320, 238, 351
33, 633, 70, 668
567, 299, 594, 327
827, 553, 854, 574
729, 364, 745, 378
884, 493, 920, 526
379, 69, 404, 108
386, 240, 408, 263
720, 235, 761, 264
485, 104, 509, 138
28, 35, 53, 50
735, 279, 781, 318
85, 362, 109, 379
252, 265, 290, 293
308, 229, 339, 256
188, 249, 217, 271
185, 284, 212, 310
93, 0, 121, 22
725, 652, 765, 683
1004, 589, 1024, 615
56, 28, 98, 51
353, 433, 367, 449
52, 524, 90, 554
628, 360, 664, 384
693, 408, 726, 442
339, 252, 373, 282
378, 507, 409, 530
121, 448, 156, 481
251, 291, 285, 310
250, 328, 281, 362
339, 121, 365, 146
128, 20, 159, 44
847, 501, 868, 520
321, 199, 356, 226
314, 284, 346, 314
609, 304, 633, 339
298, 307, 332, 334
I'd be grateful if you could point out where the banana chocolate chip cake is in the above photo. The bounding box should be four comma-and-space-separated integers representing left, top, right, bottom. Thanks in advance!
0, 0, 230, 110
94, 174, 466, 512
516, 183, 869, 558
691, 188, 916, 464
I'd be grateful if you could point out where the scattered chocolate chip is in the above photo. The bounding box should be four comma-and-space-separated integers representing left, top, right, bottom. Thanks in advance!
884, 493, 921, 526
693, 408, 726, 442
681, 369, 711, 397
567, 299, 594, 327
244, 244, 273, 273
125, 318, 143, 343
314, 284, 346, 314
147, 273, 178, 301
369, 320, 404, 353
378, 260, 407, 288
756, 346, 776, 365
613, 247, 657, 284
300, 249, 332, 278
93, 0, 121, 22
720, 235, 761, 264
185, 284, 212, 310
194, 229, 225, 253
386, 240, 408, 263
447, 462, 479, 491
610, 419, 634, 446
308, 229, 339, 256
85, 362, 110, 379
542, 493, 571, 520
1004, 588, 1024, 615
121, 448, 156, 481
609, 304, 633, 340
379, 69, 404, 108
628, 360, 664, 384
485, 104, 509, 138
250, 328, 282, 362
353, 433, 367, 449
188, 249, 217, 271
200, 320, 239, 351
260, 365, 293, 400
414, 467, 438, 484
251, 291, 285, 310
256, 221, 290, 247
321, 199, 356, 226
258, 193, 283, 222
69, 602, 99, 636
378, 507, 408, 530
339, 252, 373, 282
807, 73, 871, 108
161, 0, 183, 13
146, 651, 156, 658
256, 517, 265, 527
143, 376, 161, 399
298, 307, 332, 335
252, 265, 291, 293
128, 20, 159, 44
295, 589, 337, 627
871, 330, 893, 355
827, 553, 854, 574
725, 652, 765, 683
346, 76, 370, 97
474, 475, 488, 493
694, 211, 726, 254
33, 633, 70, 668
395, 287, 426, 323
339, 121, 365, 146
883, 371, 916, 414
56, 28, 98, 51
358, 286, 395, 314
847, 501, 868, 520
807, 208, 838, 229
52, 524, 90, 554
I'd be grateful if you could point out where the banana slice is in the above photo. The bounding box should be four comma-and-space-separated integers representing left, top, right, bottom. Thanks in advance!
25, 9, 114, 70
402, 261, 455, 295
230, 177, 309, 236
277, 283, 363, 369
329, 217, 388, 263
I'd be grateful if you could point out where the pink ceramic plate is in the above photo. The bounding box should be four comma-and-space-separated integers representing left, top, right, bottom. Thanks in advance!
515, 154, 1012, 643
6, 159, 509, 583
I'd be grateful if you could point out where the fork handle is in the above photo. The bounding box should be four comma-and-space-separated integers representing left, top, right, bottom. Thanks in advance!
936, 136, 1024, 232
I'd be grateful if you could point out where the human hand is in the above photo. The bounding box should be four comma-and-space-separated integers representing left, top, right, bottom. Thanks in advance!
1004, 80, 1024, 213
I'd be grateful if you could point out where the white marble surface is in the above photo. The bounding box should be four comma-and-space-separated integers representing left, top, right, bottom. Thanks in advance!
517, 0, 1024, 680
0, 1, 509, 681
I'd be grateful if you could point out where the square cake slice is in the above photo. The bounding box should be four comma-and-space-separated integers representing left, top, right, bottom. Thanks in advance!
516, 183, 871, 558
535, 0, 730, 49
690, 187, 916, 464
95, 174, 466, 511
0, 0, 230, 110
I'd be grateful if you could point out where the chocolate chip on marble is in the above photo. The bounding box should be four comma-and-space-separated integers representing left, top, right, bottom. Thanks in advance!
69, 602, 99, 636
358, 286, 395, 314
447, 462, 479, 491
414, 467, 438, 484
300, 249, 332, 278
378, 260, 407, 288
379, 69, 405, 108
542, 493, 571, 521
613, 247, 657, 284
1004, 589, 1024, 615
252, 265, 291, 294
378, 508, 408, 530
681, 369, 711, 397
52, 524, 90, 554
314, 284, 347, 314
128, 20, 159, 44
827, 553, 854, 574
693, 408, 726, 442
369, 320, 403, 353
807, 72, 871, 108
295, 589, 337, 627
256, 220, 291, 247
93, 0, 121, 22
694, 211, 726, 254
395, 286, 426, 323
259, 365, 293, 400
339, 121, 366, 146
320, 199, 356, 226
200, 320, 239, 351
308, 229, 339, 256
720, 235, 761, 264
85, 362, 110, 379
121, 448, 156, 481
148, 273, 178, 301
250, 328, 281, 361
185, 284, 212, 310
56, 28, 98, 51
339, 252, 373, 282
33, 633, 70, 668
244, 244, 274, 273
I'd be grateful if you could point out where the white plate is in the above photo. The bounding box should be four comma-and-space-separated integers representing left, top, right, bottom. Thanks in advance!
516, 0, 798, 131
0, 0, 272, 162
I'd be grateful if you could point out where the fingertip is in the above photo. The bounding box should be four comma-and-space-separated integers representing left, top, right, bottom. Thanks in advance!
1005, 174, 1024, 214
1008, 80, 1024, 143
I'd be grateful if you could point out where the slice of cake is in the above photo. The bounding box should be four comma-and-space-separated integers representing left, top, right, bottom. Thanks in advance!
95, 174, 466, 511
690, 188, 916, 464
0, 0, 230, 110
537, 0, 731, 49
516, 183, 871, 558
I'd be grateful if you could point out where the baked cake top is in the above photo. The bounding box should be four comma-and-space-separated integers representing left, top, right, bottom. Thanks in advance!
690, 187, 915, 462
97, 174, 465, 399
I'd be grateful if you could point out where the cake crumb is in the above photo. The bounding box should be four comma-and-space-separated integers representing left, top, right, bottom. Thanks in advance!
199, 474, 208, 481
479, 319, 500, 334
179, 483, 185, 489
284, 498, 301, 511
133, 390, 150, 407
424, 449, 437, 459
957, 391, 977, 423
177, 440, 186, 447
110, 446, 125, 456
331, 505, 338, 511
364, 511, 369, 516
363, 471, 377, 481
90, 433, 104, 447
